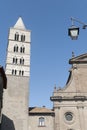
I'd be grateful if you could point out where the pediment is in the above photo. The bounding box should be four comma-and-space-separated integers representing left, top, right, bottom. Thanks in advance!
69, 53, 87, 64
51, 53, 87, 98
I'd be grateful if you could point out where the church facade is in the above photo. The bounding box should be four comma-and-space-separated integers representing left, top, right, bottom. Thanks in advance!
1, 18, 87, 130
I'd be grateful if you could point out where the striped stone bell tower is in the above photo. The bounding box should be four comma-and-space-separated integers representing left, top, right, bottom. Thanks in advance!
2, 17, 31, 130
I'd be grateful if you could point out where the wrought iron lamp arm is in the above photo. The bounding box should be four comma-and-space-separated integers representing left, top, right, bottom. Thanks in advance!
71, 17, 87, 29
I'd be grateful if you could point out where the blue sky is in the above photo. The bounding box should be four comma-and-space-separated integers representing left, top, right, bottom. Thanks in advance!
1, 0, 87, 108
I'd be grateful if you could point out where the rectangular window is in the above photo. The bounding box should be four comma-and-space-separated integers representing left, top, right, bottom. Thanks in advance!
39, 117, 45, 127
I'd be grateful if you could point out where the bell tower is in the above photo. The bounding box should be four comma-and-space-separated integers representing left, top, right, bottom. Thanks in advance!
2, 17, 31, 130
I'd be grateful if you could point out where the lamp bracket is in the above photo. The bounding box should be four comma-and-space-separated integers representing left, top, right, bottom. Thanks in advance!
71, 17, 87, 29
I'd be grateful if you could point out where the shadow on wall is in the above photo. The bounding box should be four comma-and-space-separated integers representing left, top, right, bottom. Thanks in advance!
0, 114, 15, 130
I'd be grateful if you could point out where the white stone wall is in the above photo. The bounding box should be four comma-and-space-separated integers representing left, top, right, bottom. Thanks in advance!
29, 115, 54, 130
6, 27, 31, 77
9, 28, 31, 43
54, 101, 87, 130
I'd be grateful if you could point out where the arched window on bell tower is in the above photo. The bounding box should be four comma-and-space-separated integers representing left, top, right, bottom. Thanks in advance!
13, 57, 18, 64
23, 46, 25, 53
12, 69, 17, 75
21, 34, 25, 42
14, 44, 18, 52
19, 70, 24, 76
12, 69, 14, 75
14, 32, 19, 41
20, 57, 24, 65
20, 45, 25, 53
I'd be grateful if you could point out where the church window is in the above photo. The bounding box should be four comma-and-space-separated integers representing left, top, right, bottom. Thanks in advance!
15, 70, 17, 75
21, 35, 25, 42
23, 47, 25, 53
20, 46, 25, 53
65, 112, 73, 121
19, 70, 21, 76
14, 33, 19, 41
22, 59, 24, 64
39, 117, 45, 126
20, 59, 22, 64
12, 69, 17, 75
13, 58, 15, 63
19, 70, 24, 76
16, 58, 18, 64
14, 45, 18, 52
22, 71, 24, 76
13, 57, 18, 64
20, 57, 24, 65
12, 69, 14, 75
20, 47, 22, 53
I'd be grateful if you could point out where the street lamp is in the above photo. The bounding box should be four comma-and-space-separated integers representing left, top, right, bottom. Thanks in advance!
68, 25, 79, 40
68, 17, 87, 40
